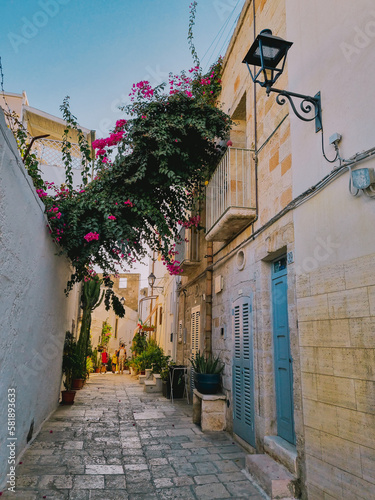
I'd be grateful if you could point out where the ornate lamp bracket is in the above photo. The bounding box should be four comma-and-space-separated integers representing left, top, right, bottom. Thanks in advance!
267, 87, 322, 133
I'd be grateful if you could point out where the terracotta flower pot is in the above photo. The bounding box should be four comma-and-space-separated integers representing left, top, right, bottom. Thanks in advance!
61, 390, 76, 405
72, 379, 85, 390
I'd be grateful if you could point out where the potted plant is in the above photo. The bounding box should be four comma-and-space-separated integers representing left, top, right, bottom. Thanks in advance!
132, 351, 150, 374
131, 332, 148, 356
160, 364, 170, 397
190, 352, 224, 395
142, 324, 155, 332
61, 332, 80, 404
91, 349, 100, 373
147, 339, 171, 375
72, 360, 87, 389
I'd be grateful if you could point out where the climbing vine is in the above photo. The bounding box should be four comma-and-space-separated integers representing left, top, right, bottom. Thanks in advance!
7, 3, 232, 315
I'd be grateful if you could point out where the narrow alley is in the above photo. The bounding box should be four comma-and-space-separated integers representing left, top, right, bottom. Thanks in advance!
3, 374, 266, 500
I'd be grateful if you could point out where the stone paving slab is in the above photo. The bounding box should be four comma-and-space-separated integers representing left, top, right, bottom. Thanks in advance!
1, 373, 267, 499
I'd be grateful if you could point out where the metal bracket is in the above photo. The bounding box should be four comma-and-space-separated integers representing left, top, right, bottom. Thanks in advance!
268, 87, 322, 133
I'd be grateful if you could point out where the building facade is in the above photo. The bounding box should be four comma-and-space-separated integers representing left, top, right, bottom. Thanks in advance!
146, 257, 180, 362
176, 0, 375, 498
90, 273, 140, 357
0, 90, 95, 189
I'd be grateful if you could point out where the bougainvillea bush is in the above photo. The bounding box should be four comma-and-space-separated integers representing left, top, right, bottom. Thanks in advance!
29, 5, 231, 315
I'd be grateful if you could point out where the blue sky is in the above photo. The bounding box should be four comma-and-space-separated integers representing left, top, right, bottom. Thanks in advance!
1, 0, 244, 137
1, 0, 244, 283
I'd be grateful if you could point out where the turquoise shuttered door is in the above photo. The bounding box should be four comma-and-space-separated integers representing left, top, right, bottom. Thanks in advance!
232, 297, 255, 447
272, 257, 295, 445
190, 306, 200, 395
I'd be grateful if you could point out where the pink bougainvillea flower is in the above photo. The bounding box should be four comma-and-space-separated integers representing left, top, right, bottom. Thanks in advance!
84, 232, 100, 242
115, 119, 127, 129
36, 189, 48, 198
227, 140, 233, 147
108, 215, 116, 221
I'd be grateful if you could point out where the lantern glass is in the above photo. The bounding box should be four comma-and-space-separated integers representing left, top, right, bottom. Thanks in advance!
243, 29, 293, 88
148, 272, 156, 288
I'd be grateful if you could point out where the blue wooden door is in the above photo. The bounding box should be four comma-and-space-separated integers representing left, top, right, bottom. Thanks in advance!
271, 257, 295, 445
232, 297, 255, 447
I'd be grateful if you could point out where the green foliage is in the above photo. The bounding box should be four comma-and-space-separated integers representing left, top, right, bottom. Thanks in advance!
77, 275, 106, 381
131, 332, 148, 356
100, 319, 112, 346
62, 331, 81, 390
190, 351, 224, 374
82, 275, 104, 311
60, 96, 92, 188
11, 5, 232, 302
106, 355, 113, 371
39, 60, 231, 293
188, 1, 200, 68
131, 339, 170, 374
91, 349, 99, 369
86, 356, 94, 374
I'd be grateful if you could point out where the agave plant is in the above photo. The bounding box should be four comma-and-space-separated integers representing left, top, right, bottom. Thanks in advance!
190, 351, 224, 374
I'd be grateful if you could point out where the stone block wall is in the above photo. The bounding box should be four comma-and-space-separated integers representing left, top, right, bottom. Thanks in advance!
211, 212, 302, 456
297, 253, 375, 498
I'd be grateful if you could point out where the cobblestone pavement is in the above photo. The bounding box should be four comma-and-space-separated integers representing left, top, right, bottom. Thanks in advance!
2, 373, 267, 500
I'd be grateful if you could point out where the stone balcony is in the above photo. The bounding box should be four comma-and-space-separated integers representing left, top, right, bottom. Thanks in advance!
205, 147, 257, 241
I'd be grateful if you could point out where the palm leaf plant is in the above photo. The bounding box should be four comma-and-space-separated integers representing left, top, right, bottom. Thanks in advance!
190, 351, 224, 374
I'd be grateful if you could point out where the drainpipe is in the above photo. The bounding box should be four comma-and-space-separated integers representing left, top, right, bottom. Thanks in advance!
252, 0, 259, 229
204, 241, 213, 356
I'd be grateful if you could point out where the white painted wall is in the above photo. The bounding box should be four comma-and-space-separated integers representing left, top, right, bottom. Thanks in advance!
40, 164, 85, 191
0, 110, 80, 488
285, 0, 375, 268
148, 258, 180, 361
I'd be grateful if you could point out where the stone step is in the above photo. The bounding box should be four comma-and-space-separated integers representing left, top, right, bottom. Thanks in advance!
264, 436, 297, 475
144, 374, 162, 393
246, 454, 296, 500
138, 375, 146, 384
144, 381, 162, 393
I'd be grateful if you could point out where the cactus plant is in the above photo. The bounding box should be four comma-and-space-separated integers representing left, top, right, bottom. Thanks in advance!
76, 276, 104, 378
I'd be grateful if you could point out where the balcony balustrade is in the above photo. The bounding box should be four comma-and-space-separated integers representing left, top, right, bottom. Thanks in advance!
205, 147, 256, 241
31, 138, 85, 170
175, 226, 200, 270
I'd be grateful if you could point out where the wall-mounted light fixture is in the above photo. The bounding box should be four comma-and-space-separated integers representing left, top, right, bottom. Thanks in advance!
243, 29, 322, 133
147, 272, 164, 292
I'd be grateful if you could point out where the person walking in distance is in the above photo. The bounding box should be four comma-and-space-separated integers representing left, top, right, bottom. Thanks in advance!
101, 347, 109, 374
111, 351, 118, 373
118, 343, 126, 374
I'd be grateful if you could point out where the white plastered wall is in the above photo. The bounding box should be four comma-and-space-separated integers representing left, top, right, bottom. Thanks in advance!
286, 0, 375, 268
0, 109, 80, 487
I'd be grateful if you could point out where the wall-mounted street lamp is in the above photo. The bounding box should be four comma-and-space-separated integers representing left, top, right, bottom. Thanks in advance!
147, 273, 164, 292
243, 29, 322, 133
